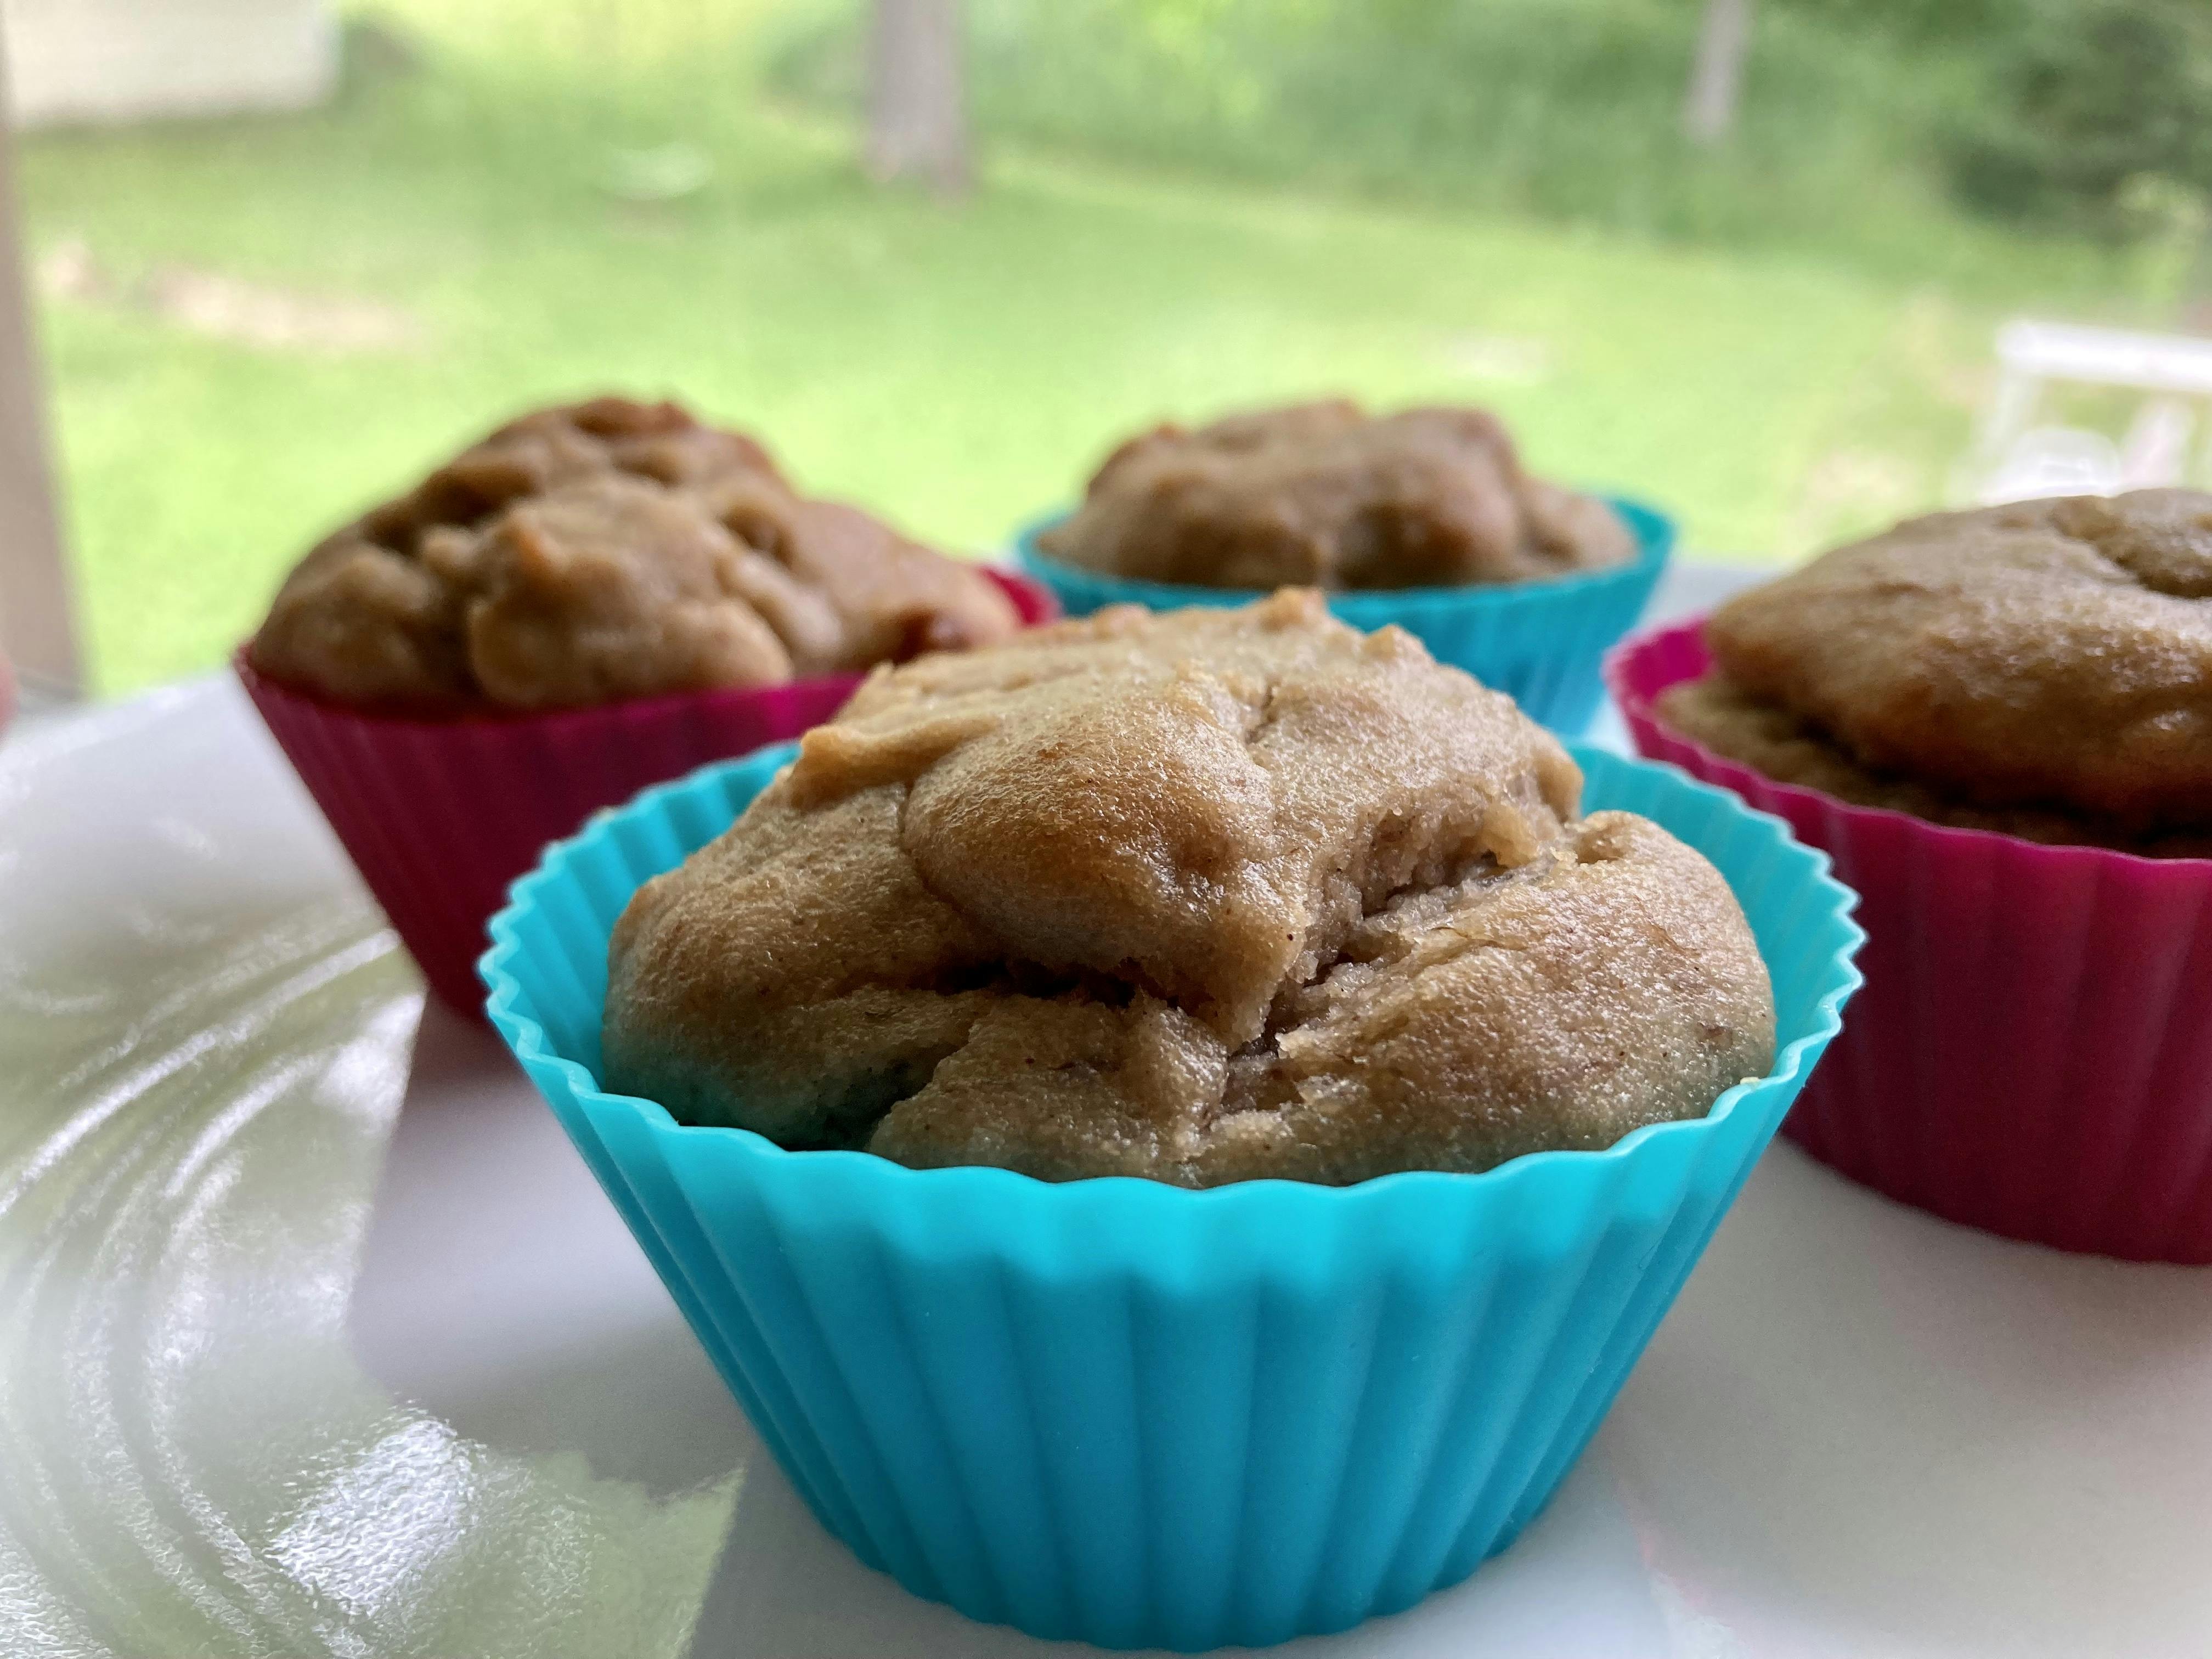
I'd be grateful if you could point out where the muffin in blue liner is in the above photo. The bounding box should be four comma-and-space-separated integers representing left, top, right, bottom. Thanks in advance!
481, 738, 1860, 1653
1012, 496, 1673, 735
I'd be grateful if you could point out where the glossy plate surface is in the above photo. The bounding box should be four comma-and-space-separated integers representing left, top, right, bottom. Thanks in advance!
4, 565, 2209, 1657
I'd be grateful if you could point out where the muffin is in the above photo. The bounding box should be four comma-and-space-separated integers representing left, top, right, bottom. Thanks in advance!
237, 395, 1052, 1014
1611, 489, 2212, 1260
603, 590, 1775, 1185
1014, 399, 1673, 732
484, 616, 1860, 1648
1039, 400, 1634, 589
1655, 491, 2212, 856
250, 396, 1021, 711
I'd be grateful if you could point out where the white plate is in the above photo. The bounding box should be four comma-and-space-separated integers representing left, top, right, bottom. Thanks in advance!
3, 577, 2208, 1658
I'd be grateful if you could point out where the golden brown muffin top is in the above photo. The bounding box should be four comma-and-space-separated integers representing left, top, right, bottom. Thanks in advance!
250, 397, 1020, 712
603, 592, 1775, 1186
1701, 490, 2212, 837
1038, 399, 1635, 590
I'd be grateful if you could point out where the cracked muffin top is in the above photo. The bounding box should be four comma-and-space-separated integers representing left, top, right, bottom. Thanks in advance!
250, 397, 1021, 712
1037, 400, 1637, 591
1657, 490, 2212, 851
603, 591, 1776, 1186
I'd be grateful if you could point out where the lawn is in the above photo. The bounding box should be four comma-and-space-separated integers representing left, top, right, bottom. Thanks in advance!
17, 1, 2186, 693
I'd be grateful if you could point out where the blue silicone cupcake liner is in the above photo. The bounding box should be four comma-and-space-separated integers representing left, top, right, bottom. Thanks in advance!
482, 739, 1860, 1652
1012, 496, 1673, 735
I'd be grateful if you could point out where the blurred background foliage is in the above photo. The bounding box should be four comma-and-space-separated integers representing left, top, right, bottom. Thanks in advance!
19, 0, 2212, 691
778, 0, 2212, 274
1945, 0, 2212, 239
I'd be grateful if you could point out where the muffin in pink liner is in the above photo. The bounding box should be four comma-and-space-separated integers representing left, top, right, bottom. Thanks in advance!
1609, 617, 2212, 1262
239, 396, 1059, 1015
239, 567, 1054, 1016
233, 571, 1053, 1013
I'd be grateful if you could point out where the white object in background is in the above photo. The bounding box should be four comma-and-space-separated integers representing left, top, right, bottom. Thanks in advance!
1966, 318, 2212, 505
2, 0, 336, 129
1977, 426, 2121, 506
2118, 396, 2197, 489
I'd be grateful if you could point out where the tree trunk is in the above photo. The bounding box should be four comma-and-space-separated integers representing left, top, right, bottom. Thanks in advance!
865, 0, 969, 196
1683, 0, 1754, 147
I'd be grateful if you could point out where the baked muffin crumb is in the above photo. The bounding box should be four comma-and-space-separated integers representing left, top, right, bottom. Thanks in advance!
252, 397, 1019, 712
605, 592, 1776, 1185
1663, 489, 2212, 853
1039, 400, 1635, 591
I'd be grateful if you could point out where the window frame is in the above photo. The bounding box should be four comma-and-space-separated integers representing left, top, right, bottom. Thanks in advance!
0, 18, 81, 701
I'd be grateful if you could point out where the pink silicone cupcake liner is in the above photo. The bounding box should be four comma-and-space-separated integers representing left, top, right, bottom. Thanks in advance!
240, 569, 1057, 1017
1608, 618, 2212, 1263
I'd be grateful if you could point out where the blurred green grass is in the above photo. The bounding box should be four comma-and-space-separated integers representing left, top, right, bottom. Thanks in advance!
19, 0, 2191, 693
